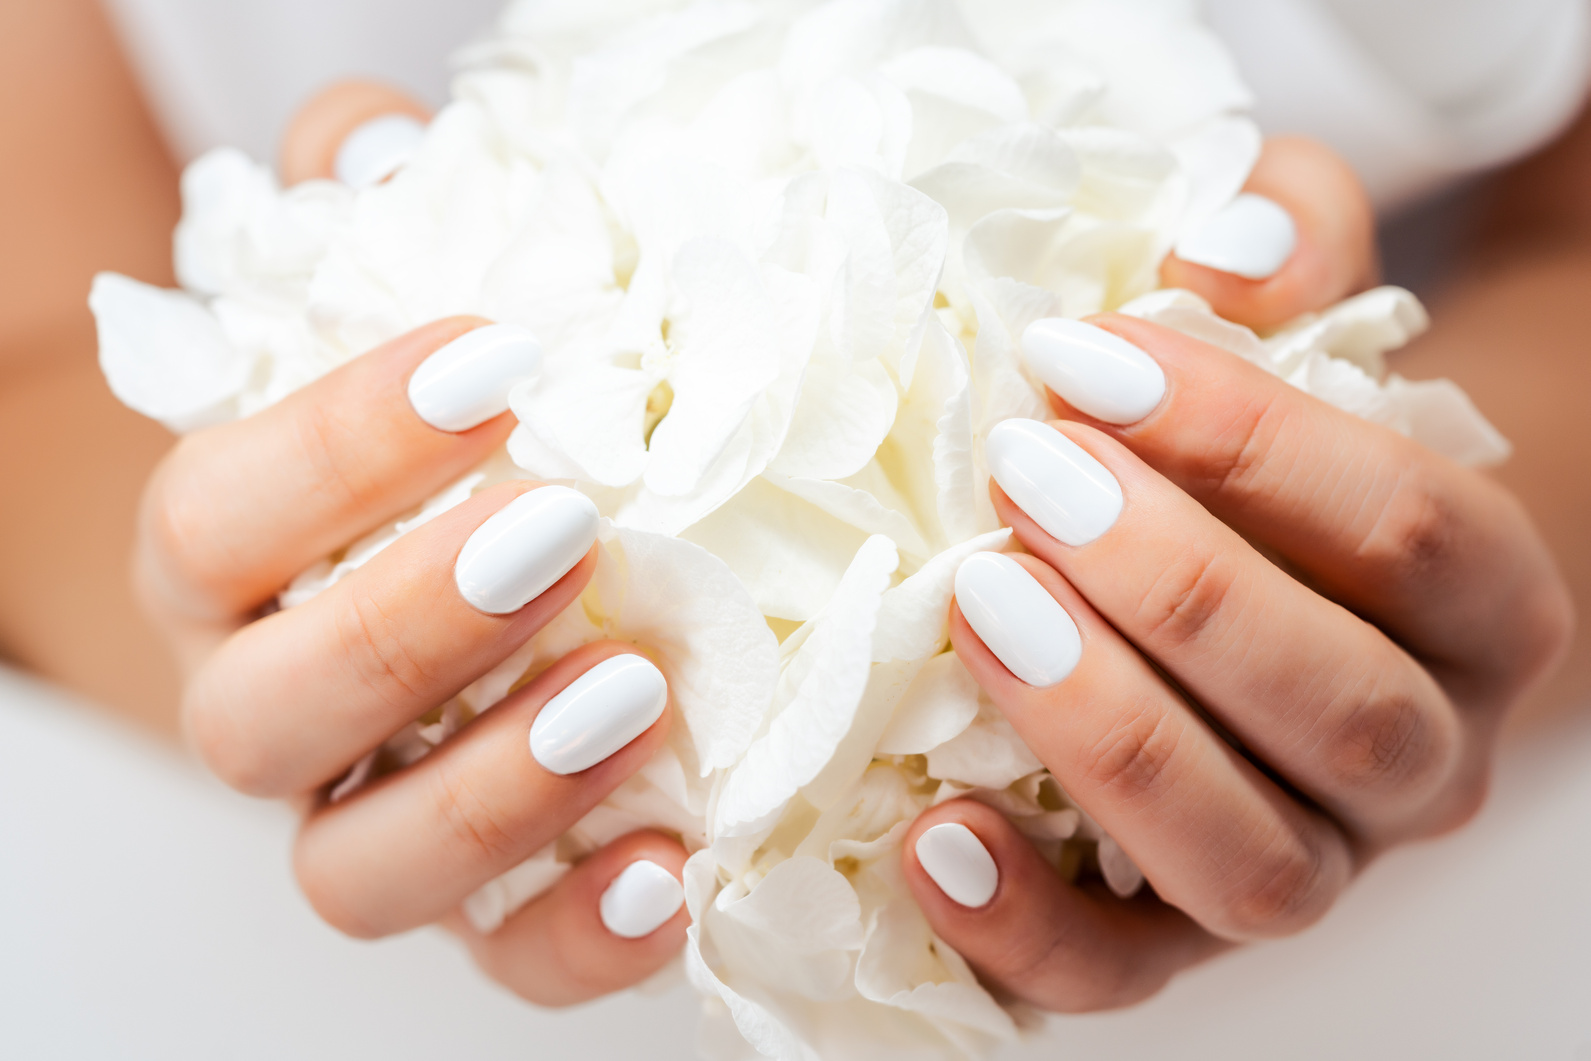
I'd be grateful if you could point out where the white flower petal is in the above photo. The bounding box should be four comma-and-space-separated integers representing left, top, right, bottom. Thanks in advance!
871, 529, 1011, 664
924, 699, 1043, 790
715, 536, 899, 836
684, 477, 872, 622
770, 356, 899, 483
589, 524, 781, 774
876, 652, 981, 756
1098, 834, 1146, 899
90, 273, 250, 432
461, 845, 568, 934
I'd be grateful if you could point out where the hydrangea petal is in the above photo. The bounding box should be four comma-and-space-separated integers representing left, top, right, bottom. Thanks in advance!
90, 274, 250, 432
715, 537, 899, 836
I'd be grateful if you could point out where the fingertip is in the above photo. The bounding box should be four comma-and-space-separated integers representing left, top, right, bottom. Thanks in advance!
1162, 136, 1379, 332
280, 80, 431, 186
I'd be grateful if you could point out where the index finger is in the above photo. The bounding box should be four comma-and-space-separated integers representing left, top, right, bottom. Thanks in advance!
1026, 313, 1567, 703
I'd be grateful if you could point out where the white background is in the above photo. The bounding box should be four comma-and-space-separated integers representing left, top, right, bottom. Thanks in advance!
2, 666, 1588, 1061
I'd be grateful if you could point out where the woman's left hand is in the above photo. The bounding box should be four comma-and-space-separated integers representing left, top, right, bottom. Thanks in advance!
903, 139, 1575, 1011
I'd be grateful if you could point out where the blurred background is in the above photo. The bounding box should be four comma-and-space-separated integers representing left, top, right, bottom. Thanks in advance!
3, 1, 1590, 1058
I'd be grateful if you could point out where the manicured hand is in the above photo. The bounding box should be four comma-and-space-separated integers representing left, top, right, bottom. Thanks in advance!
135, 85, 689, 1006
906, 139, 1574, 1010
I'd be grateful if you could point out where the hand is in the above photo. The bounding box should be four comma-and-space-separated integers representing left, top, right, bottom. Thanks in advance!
904, 139, 1574, 1010
134, 86, 690, 1006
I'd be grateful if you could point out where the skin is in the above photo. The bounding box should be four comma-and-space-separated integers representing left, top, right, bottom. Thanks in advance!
0, 0, 1583, 1015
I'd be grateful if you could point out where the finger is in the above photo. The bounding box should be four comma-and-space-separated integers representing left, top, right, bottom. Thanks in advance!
444, 831, 689, 1007
280, 80, 430, 187
293, 644, 672, 938
1022, 313, 1570, 709
950, 552, 1353, 939
1163, 137, 1378, 331
186, 481, 599, 797
904, 801, 1227, 1011
982, 418, 1466, 842
140, 317, 542, 624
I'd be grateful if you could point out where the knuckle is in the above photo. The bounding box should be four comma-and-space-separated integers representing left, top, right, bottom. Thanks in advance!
427, 760, 523, 870
293, 839, 384, 940
1218, 825, 1336, 939
186, 685, 280, 797
1356, 475, 1455, 588
1319, 678, 1453, 797
334, 591, 434, 709
1134, 549, 1237, 652
141, 448, 241, 608
1201, 390, 1283, 502
1076, 701, 1187, 807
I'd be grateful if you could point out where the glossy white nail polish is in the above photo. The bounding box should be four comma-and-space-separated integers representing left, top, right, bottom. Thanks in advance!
955, 552, 1081, 688
600, 860, 686, 939
409, 324, 542, 432
986, 419, 1123, 546
454, 487, 599, 615
530, 655, 668, 775
1174, 193, 1298, 280
335, 114, 427, 190
1022, 319, 1166, 425
915, 823, 998, 908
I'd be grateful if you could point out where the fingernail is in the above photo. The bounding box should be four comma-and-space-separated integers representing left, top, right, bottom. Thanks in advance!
915, 823, 998, 908
335, 114, 426, 189
954, 552, 1081, 688
409, 323, 542, 432
454, 486, 599, 615
600, 860, 685, 939
1022, 319, 1166, 425
986, 419, 1123, 546
530, 655, 668, 775
1174, 193, 1298, 280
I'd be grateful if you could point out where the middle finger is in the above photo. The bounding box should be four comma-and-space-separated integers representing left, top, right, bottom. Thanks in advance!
984, 418, 1464, 842
185, 481, 599, 797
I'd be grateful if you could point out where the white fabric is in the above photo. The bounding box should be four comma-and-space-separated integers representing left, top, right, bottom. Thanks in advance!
4, 666, 1590, 1058
1206, 0, 1591, 209
102, 0, 1591, 210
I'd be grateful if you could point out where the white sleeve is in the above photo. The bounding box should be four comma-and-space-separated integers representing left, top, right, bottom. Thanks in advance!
1203, 0, 1591, 211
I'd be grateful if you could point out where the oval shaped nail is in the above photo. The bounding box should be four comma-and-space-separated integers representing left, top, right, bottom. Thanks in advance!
409, 323, 542, 432
1022, 319, 1165, 425
600, 860, 686, 939
335, 113, 427, 190
955, 552, 1081, 688
1174, 193, 1298, 280
454, 486, 599, 615
530, 655, 668, 776
986, 419, 1123, 546
915, 823, 998, 908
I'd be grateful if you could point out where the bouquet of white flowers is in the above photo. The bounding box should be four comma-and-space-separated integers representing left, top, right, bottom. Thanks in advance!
91, 1, 1507, 1057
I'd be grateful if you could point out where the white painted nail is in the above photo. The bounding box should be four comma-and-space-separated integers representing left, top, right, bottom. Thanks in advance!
915, 823, 998, 908
409, 324, 542, 432
986, 419, 1123, 546
530, 655, 668, 775
955, 552, 1081, 688
600, 860, 685, 939
1174, 193, 1298, 280
1022, 319, 1166, 425
454, 487, 599, 616
335, 114, 427, 190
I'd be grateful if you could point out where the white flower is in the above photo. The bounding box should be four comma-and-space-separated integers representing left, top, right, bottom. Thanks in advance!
90, 1, 1510, 1057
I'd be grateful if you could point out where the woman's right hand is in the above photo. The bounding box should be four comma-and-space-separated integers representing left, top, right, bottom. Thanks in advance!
133, 88, 690, 1006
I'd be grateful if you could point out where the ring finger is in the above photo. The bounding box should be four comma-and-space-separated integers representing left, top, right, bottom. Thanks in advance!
294, 642, 675, 938
185, 480, 599, 797
981, 418, 1464, 843
951, 551, 1353, 940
